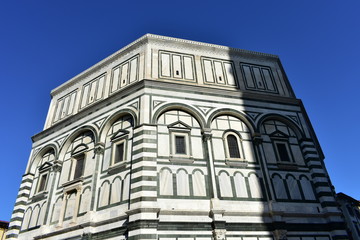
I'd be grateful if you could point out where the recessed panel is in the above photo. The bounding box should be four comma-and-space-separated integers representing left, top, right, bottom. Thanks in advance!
202, 57, 237, 87
61, 96, 70, 119
110, 54, 139, 94
183, 56, 194, 80
224, 62, 236, 86
214, 61, 225, 84
111, 67, 120, 93
120, 63, 129, 88
262, 68, 275, 91
203, 60, 214, 83
96, 75, 104, 100
160, 53, 171, 77
241, 63, 278, 93
158, 51, 196, 82
172, 55, 182, 78
243, 65, 255, 88
67, 92, 76, 115
80, 85, 89, 109
88, 80, 97, 104
53, 99, 63, 123
129, 58, 138, 83
253, 67, 265, 90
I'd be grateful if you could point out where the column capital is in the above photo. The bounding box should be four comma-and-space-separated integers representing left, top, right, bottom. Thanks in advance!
94, 142, 105, 155
213, 229, 226, 240
52, 160, 62, 172
202, 128, 212, 142
252, 132, 263, 145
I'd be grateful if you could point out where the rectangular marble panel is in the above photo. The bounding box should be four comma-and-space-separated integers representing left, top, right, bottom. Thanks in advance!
111, 67, 120, 93
253, 67, 265, 90
129, 57, 138, 83
67, 92, 77, 115
172, 55, 182, 78
120, 63, 129, 88
161, 53, 171, 77
224, 62, 236, 86
88, 80, 97, 104
53, 98, 63, 122
96, 75, 104, 100
183, 56, 194, 80
243, 65, 255, 88
81, 85, 89, 109
262, 68, 275, 91
214, 61, 225, 84
203, 59, 214, 83
61, 95, 70, 119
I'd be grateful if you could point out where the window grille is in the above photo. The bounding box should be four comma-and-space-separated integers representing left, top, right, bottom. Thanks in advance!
175, 135, 186, 154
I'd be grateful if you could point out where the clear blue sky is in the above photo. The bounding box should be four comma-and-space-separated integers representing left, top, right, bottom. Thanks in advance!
0, 1, 359, 221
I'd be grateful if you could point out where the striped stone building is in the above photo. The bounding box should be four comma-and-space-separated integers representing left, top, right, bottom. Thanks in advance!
7, 34, 348, 240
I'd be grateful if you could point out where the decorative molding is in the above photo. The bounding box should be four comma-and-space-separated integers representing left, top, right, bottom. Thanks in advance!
273, 229, 287, 240
129, 101, 139, 111
94, 142, 105, 155
148, 34, 278, 59
287, 114, 300, 125
52, 160, 62, 172
213, 229, 226, 240
56, 136, 67, 147
152, 100, 165, 109
194, 105, 214, 116
202, 129, 212, 142
244, 111, 261, 121
94, 117, 107, 130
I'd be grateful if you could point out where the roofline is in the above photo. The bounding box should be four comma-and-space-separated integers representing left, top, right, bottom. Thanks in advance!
337, 192, 360, 205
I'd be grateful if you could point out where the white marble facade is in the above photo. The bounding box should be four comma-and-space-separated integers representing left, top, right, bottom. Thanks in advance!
7, 34, 348, 240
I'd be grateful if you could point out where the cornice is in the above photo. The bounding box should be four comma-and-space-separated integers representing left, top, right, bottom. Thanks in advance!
33, 79, 301, 144
146, 34, 279, 59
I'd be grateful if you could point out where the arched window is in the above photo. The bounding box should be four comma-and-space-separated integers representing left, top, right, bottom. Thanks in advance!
261, 119, 300, 165
227, 134, 241, 158
35, 149, 55, 194
71, 145, 88, 180
106, 115, 133, 170
223, 132, 244, 163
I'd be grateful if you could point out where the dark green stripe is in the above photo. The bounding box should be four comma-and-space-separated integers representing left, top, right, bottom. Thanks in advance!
131, 185, 157, 193
130, 196, 157, 204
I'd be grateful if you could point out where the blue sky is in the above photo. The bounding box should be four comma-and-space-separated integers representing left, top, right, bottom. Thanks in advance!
0, 1, 359, 221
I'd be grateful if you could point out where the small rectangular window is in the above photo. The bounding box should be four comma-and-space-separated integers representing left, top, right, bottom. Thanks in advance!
114, 142, 125, 164
175, 135, 186, 154
276, 143, 291, 162
37, 173, 48, 192
74, 155, 85, 179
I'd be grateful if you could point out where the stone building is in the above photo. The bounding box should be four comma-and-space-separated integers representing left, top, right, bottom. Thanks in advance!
7, 34, 348, 240
336, 193, 360, 239
0, 221, 9, 240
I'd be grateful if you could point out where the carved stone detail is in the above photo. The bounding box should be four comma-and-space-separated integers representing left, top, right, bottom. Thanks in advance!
202, 129, 212, 142
252, 132, 263, 145
212, 229, 226, 240
94, 142, 105, 155
52, 160, 62, 172
273, 229, 287, 240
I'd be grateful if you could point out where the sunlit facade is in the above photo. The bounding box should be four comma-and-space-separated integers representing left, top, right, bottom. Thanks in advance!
7, 34, 348, 240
